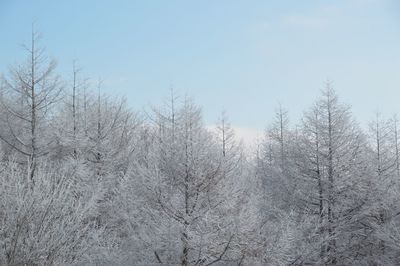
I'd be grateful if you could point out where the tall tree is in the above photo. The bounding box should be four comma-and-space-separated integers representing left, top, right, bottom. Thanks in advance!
0, 26, 62, 185
304, 85, 369, 264
135, 99, 240, 265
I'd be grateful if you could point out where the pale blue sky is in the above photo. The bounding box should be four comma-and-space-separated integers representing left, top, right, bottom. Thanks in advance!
1, 0, 400, 138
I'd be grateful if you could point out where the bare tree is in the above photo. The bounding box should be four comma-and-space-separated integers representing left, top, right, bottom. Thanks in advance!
134, 98, 240, 265
0, 26, 62, 186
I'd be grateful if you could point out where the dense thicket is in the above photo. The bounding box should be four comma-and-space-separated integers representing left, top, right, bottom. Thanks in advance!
1, 33, 400, 266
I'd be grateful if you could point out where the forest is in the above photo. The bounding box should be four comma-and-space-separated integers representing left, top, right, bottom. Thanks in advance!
1, 31, 400, 266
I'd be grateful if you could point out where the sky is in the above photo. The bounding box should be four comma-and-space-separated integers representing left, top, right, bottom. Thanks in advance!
1, 0, 400, 144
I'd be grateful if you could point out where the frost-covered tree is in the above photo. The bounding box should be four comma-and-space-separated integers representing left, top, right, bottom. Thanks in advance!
0, 27, 62, 185
124, 98, 242, 265
0, 161, 101, 266
292, 86, 372, 265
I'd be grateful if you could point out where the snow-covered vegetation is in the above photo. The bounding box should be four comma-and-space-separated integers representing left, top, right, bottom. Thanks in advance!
1, 31, 400, 266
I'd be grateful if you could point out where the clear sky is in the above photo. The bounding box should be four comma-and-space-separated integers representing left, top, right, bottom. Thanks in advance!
1, 0, 400, 142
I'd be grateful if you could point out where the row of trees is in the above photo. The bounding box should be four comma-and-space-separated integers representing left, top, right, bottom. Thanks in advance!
257, 88, 400, 265
1, 31, 400, 265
